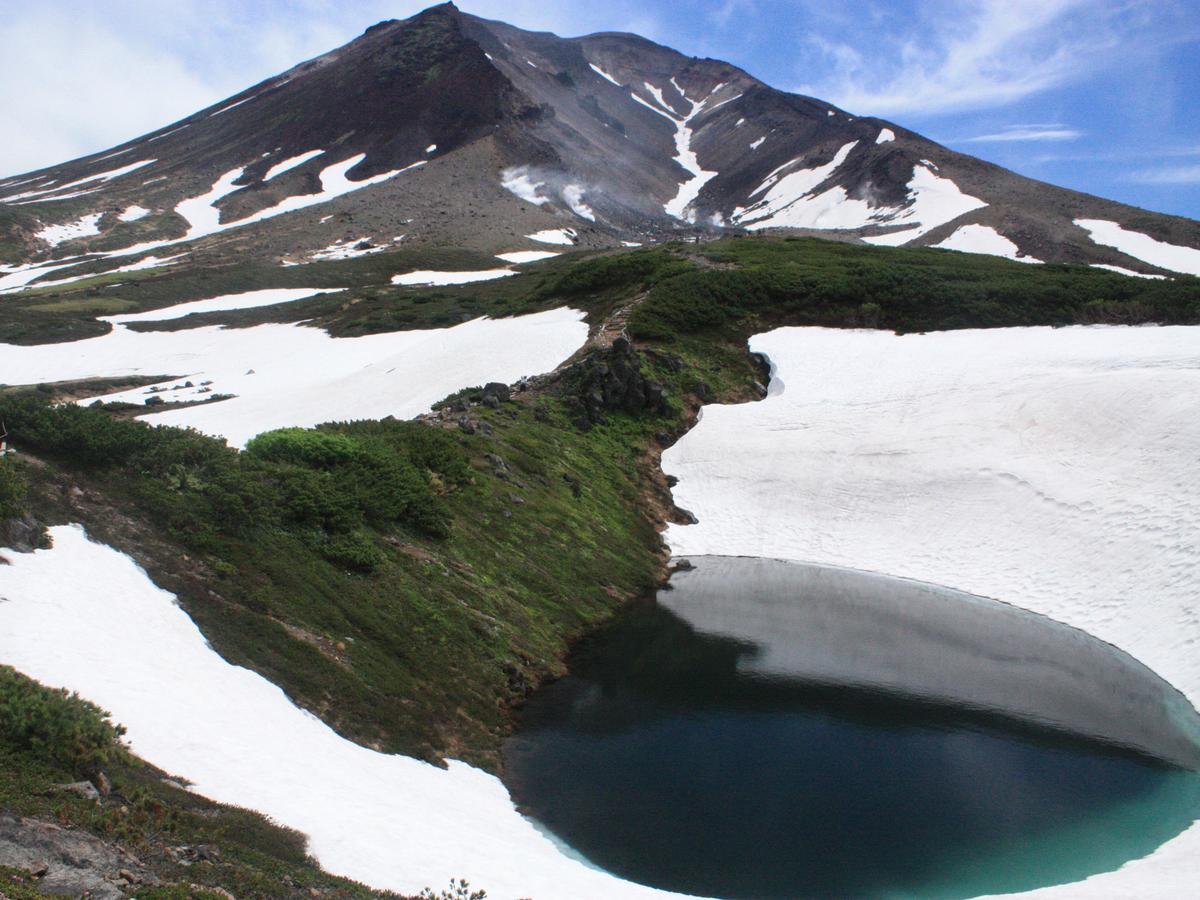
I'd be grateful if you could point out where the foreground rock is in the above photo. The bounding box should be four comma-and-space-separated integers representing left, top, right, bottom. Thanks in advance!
0, 812, 157, 898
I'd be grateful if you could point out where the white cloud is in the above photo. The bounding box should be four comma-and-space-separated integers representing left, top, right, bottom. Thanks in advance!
961, 125, 1083, 142
792, 0, 1180, 117
1129, 164, 1200, 184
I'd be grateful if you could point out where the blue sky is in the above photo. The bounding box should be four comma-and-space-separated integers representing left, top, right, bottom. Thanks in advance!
1, 0, 1197, 219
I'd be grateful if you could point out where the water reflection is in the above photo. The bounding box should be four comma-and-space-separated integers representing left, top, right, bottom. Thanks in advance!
504, 557, 1200, 900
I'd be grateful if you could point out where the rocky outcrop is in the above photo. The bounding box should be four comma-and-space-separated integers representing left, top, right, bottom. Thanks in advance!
0, 513, 46, 555
0, 813, 157, 898
559, 337, 672, 428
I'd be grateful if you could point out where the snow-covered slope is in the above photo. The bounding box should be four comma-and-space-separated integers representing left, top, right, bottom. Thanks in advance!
663, 324, 1200, 898
0, 306, 587, 447
0, 526, 688, 899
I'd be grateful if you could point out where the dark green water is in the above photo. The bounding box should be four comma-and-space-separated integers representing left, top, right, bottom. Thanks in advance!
503, 557, 1200, 899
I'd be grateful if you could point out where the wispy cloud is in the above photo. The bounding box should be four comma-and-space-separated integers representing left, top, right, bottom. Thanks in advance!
1031, 145, 1200, 164
960, 125, 1083, 142
793, 0, 1191, 117
1129, 164, 1200, 184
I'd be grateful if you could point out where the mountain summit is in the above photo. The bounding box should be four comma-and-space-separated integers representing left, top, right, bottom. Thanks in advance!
3, 2, 1199, 276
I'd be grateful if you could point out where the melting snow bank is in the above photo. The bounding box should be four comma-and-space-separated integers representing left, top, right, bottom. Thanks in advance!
0, 308, 588, 448
35, 213, 103, 247
101, 287, 344, 324
527, 228, 578, 246
1091, 263, 1168, 280
662, 325, 1200, 898
1075, 219, 1200, 276
0, 526, 687, 899
496, 250, 560, 264
934, 224, 1041, 263
391, 269, 515, 286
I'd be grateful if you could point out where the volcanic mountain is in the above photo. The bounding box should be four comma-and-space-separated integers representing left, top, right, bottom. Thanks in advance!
3, 2, 1199, 282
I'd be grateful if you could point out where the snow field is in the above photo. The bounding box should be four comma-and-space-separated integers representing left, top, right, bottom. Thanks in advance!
0, 526, 684, 899
0, 306, 588, 448
662, 324, 1200, 899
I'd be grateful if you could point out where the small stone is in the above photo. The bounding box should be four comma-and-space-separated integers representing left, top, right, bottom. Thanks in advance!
57, 780, 99, 801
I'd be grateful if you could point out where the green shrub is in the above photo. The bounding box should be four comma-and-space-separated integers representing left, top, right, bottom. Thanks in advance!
321, 530, 386, 573
244, 428, 363, 468
0, 457, 25, 520
0, 666, 126, 774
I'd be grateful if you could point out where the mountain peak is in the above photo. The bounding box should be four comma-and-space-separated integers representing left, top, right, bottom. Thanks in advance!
1, 6, 1197, 279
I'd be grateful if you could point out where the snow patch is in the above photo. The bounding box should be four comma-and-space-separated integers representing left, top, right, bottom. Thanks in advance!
589, 63, 622, 86
496, 250, 560, 264
1075, 219, 1200, 276
263, 150, 325, 181
118, 205, 151, 222
934, 224, 1041, 263
662, 324, 1200, 899
655, 83, 721, 221
310, 238, 386, 261
0, 159, 155, 203
732, 142, 860, 228
35, 213, 103, 247
527, 228, 577, 246
425, 144, 437, 153
1091, 263, 1167, 280
108, 156, 423, 260
859, 165, 989, 244
391, 269, 515, 287
750, 137, 765, 150
104, 288, 343, 324
209, 94, 261, 117
876, 128, 896, 144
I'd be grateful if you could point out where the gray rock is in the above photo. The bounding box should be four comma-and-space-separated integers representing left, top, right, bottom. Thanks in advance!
57, 781, 100, 801
0, 812, 157, 899
482, 382, 511, 403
